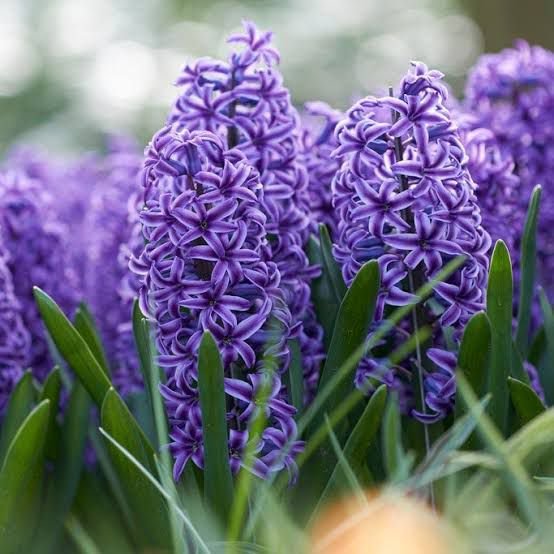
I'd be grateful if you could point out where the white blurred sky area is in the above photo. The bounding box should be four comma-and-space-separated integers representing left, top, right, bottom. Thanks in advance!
0, 0, 483, 151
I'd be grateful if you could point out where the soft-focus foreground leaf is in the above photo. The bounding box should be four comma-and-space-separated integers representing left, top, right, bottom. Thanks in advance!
101, 388, 170, 548
0, 371, 35, 466
0, 400, 50, 554
508, 377, 546, 427
72, 472, 135, 554
538, 288, 554, 404
34, 287, 111, 406
198, 332, 234, 523
74, 302, 111, 377
383, 394, 409, 481
413, 394, 490, 489
486, 240, 513, 434
456, 372, 541, 526
100, 429, 210, 554
318, 385, 387, 507
318, 224, 347, 307
456, 409, 554, 513
515, 185, 541, 356
306, 236, 341, 350
315, 260, 380, 429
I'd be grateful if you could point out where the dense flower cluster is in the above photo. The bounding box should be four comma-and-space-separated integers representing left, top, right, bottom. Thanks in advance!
332, 62, 491, 422
131, 125, 303, 480
300, 101, 343, 239
0, 170, 79, 380
464, 40, 554, 299
455, 114, 519, 263
84, 137, 143, 393
168, 21, 323, 400
0, 238, 31, 414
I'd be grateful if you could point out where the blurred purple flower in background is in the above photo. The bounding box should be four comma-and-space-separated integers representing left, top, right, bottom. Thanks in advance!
464, 40, 554, 300
300, 101, 343, 240
332, 62, 491, 422
132, 125, 303, 480
0, 237, 31, 414
83, 136, 143, 394
0, 170, 79, 381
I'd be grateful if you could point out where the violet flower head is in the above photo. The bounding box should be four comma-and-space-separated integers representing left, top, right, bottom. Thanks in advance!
332, 62, 491, 422
0, 239, 31, 414
300, 101, 344, 239
131, 125, 303, 481
0, 170, 79, 380
464, 41, 554, 299
169, 20, 323, 402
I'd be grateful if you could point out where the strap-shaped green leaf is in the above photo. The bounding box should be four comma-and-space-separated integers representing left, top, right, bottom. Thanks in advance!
508, 377, 546, 428
0, 400, 50, 554
456, 311, 491, 404
486, 240, 513, 434
0, 371, 35, 466
538, 289, 554, 404
74, 302, 111, 377
285, 338, 304, 415
515, 185, 542, 356
382, 394, 406, 480
318, 224, 347, 306
101, 388, 170, 548
198, 331, 234, 523
33, 381, 91, 554
39, 367, 62, 460
34, 287, 111, 406
316, 260, 380, 418
307, 235, 341, 348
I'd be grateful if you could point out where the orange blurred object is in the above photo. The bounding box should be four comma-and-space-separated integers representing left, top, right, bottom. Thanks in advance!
310, 490, 465, 554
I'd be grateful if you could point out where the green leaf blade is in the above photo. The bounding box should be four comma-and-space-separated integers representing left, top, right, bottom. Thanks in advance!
34, 287, 111, 406
100, 388, 170, 548
198, 331, 234, 523
0, 400, 50, 554
316, 260, 380, 419
486, 240, 513, 434
74, 303, 111, 377
0, 371, 35, 466
508, 377, 546, 427
318, 224, 347, 306
538, 289, 554, 404
320, 385, 387, 504
456, 311, 491, 404
515, 185, 542, 356
306, 236, 341, 349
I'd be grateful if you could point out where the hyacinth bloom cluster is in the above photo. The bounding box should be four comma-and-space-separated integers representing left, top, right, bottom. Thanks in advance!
455, 113, 520, 266
131, 125, 303, 480
0, 170, 79, 381
464, 41, 554, 299
300, 101, 344, 239
332, 62, 491, 422
0, 238, 31, 414
84, 137, 143, 394
168, 21, 323, 400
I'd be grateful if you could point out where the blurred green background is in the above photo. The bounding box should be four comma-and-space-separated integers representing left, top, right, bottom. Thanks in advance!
0, 0, 552, 153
